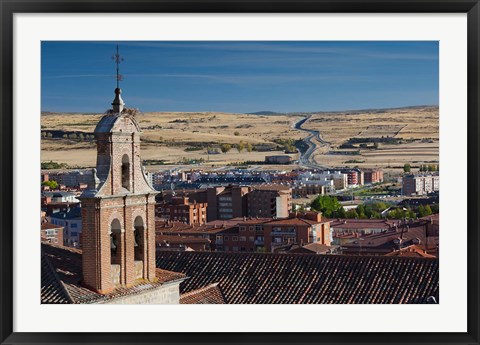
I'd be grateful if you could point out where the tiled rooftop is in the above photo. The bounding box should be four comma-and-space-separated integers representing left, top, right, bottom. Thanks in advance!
288, 243, 337, 254
384, 245, 436, 258
338, 220, 439, 255
180, 283, 225, 304
41, 222, 63, 230
330, 219, 395, 229
157, 251, 439, 304
41, 243, 186, 304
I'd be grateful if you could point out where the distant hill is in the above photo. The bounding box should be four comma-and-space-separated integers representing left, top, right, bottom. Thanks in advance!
247, 111, 285, 116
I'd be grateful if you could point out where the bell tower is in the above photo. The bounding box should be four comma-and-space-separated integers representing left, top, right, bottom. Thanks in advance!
79, 48, 158, 294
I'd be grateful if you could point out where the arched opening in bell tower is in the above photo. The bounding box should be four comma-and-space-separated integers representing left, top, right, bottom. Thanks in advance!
133, 216, 145, 262
110, 219, 122, 265
121, 154, 130, 191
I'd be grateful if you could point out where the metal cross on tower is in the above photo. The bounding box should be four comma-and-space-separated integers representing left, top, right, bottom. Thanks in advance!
112, 44, 124, 89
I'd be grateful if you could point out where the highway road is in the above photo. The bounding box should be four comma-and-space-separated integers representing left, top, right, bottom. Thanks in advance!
293, 115, 331, 169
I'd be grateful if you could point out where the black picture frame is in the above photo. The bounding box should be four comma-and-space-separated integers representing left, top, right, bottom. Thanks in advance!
1, 1, 479, 344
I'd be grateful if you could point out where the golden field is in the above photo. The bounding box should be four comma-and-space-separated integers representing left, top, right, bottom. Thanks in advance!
41, 106, 439, 171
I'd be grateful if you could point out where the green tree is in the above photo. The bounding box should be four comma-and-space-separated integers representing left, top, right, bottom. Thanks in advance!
42, 180, 58, 189
356, 204, 366, 218
220, 144, 232, 154
403, 163, 411, 173
234, 131, 240, 136
336, 207, 347, 218
46, 132, 53, 138
310, 195, 342, 218
69, 133, 78, 140
78, 133, 85, 140
346, 209, 359, 219
246, 143, 253, 152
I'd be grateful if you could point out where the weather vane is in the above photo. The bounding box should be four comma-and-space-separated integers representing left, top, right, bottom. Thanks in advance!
112, 44, 124, 89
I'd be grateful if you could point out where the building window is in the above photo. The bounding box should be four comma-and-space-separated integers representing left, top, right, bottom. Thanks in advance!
239, 226, 246, 231
232, 246, 238, 252
249, 226, 254, 231
249, 236, 254, 241
239, 236, 246, 242
232, 236, 238, 241
224, 236, 229, 241
70, 223, 77, 228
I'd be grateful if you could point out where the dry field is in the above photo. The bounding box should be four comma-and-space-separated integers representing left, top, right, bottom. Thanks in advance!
41, 112, 304, 168
41, 106, 439, 172
303, 106, 439, 146
302, 106, 439, 170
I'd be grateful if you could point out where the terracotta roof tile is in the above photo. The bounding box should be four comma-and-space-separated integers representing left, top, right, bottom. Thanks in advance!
41, 243, 186, 304
180, 283, 225, 304
157, 252, 439, 304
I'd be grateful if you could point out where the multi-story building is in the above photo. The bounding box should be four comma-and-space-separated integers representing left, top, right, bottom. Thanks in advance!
402, 174, 440, 196
48, 207, 82, 247
41, 222, 64, 245
364, 169, 384, 184
206, 185, 249, 221
247, 185, 292, 218
43, 170, 92, 188
157, 211, 331, 253
292, 184, 325, 198
344, 169, 364, 187
156, 196, 207, 225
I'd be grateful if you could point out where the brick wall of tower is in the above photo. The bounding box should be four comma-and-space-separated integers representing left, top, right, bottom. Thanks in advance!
82, 198, 114, 293
82, 194, 157, 292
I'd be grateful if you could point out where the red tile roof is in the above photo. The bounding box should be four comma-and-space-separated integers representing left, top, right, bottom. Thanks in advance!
288, 243, 338, 254
156, 235, 210, 245
41, 243, 186, 304
157, 251, 439, 304
338, 220, 438, 255
384, 245, 436, 258
330, 219, 395, 230
180, 283, 225, 304
41, 222, 63, 230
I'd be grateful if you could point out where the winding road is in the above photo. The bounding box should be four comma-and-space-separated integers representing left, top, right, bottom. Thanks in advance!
292, 115, 331, 169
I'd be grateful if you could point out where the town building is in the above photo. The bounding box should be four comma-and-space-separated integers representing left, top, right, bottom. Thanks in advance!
41, 222, 64, 245
334, 218, 439, 256
156, 196, 207, 225
156, 211, 330, 253
292, 184, 325, 198
363, 169, 384, 184
43, 170, 92, 188
247, 185, 292, 218
207, 185, 249, 221
402, 173, 440, 196
42, 191, 79, 203
48, 207, 82, 247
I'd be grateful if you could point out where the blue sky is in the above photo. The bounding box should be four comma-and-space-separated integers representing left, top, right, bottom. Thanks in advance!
41, 41, 438, 113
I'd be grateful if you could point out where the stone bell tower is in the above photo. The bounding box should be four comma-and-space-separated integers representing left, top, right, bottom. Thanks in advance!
79, 86, 158, 294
